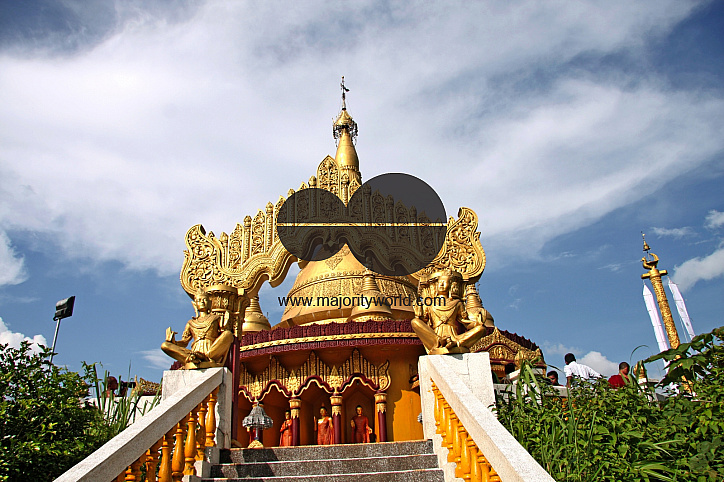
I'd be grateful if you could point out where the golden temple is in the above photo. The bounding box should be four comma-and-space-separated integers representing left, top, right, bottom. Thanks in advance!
172, 81, 544, 447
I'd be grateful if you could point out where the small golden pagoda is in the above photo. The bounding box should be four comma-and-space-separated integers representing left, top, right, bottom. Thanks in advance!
176, 80, 543, 447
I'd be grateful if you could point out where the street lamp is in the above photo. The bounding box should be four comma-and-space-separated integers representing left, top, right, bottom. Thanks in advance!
50, 296, 75, 364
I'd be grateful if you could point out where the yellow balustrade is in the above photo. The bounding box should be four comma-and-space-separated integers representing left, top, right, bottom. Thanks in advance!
432, 382, 499, 482
158, 428, 174, 482
196, 399, 208, 460
145, 439, 162, 482
124, 456, 144, 481
206, 388, 218, 447
171, 415, 188, 482
112, 390, 220, 482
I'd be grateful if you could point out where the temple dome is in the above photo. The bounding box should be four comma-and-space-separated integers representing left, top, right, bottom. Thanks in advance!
279, 244, 416, 327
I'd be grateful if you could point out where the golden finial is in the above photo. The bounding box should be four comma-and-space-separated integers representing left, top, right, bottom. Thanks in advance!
332, 76, 359, 168
340, 76, 349, 111
642, 232, 650, 253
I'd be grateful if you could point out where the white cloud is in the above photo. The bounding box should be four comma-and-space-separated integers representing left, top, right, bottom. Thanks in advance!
0, 231, 28, 286
579, 351, 619, 377
138, 349, 173, 370
651, 227, 695, 239
705, 210, 724, 230
599, 263, 623, 272
0, 1, 721, 277
542, 341, 581, 357
0, 317, 47, 352
672, 246, 724, 291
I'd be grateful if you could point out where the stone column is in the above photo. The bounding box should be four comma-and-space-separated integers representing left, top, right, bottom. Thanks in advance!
375, 392, 387, 442
331, 394, 343, 444
289, 398, 301, 446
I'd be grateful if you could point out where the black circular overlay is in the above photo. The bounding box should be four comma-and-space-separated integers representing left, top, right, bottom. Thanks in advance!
276, 173, 447, 276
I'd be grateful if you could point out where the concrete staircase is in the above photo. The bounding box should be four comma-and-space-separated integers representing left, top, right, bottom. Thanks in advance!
203, 440, 444, 481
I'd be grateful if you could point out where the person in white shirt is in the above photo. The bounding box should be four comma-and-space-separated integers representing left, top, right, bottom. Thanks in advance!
563, 353, 601, 388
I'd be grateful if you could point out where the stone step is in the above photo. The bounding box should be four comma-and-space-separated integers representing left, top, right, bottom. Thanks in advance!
220, 440, 435, 463
211, 453, 439, 478
202, 467, 444, 482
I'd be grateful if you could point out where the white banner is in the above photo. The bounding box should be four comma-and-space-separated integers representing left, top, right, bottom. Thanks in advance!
643, 284, 670, 353
667, 278, 695, 341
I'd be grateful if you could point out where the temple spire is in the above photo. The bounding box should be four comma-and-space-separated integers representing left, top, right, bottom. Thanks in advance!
333, 76, 360, 173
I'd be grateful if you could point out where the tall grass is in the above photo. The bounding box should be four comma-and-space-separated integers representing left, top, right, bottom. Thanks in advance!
85, 363, 161, 439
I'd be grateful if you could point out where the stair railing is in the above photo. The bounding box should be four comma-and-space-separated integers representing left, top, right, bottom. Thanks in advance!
56, 367, 230, 482
419, 354, 554, 482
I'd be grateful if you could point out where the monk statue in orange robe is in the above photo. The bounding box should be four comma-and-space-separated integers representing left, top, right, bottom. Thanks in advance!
411, 269, 486, 355
314, 407, 334, 445
350, 405, 372, 443
279, 410, 293, 447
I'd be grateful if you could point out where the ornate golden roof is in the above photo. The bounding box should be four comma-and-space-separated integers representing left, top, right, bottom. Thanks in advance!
280, 244, 415, 326
180, 81, 488, 330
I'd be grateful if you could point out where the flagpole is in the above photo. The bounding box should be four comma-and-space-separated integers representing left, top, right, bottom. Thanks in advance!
641, 235, 680, 350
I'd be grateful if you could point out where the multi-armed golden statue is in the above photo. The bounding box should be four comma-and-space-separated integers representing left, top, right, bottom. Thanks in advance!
411, 269, 488, 354
161, 287, 235, 369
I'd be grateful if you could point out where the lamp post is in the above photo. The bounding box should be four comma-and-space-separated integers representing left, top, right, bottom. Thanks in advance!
242, 402, 273, 448
50, 296, 75, 364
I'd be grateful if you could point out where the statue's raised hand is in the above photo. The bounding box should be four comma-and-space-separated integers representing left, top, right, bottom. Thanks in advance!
165, 327, 177, 343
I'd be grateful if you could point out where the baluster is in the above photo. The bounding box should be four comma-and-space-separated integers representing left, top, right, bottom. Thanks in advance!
439, 396, 449, 443
453, 416, 465, 465
457, 424, 471, 480
467, 436, 480, 482
206, 388, 218, 447
477, 448, 493, 482
158, 428, 174, 482
446, 408, 458, 456
145, 438, 162, 482
196, 398, 208, 460
433, 386, 444, 435
171, 415, 188, 482
124, 455, 144, 481
184, 404, 199, 475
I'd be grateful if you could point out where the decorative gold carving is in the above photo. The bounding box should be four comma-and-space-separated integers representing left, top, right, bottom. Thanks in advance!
374, 392, 387, 414
330, 395, 343, 416
471, 327, 540, 364
325, 245, 350, 270
289, 398, 301, 419
417, 207, 486, 283
238, 348, 390, 401
239, 332, 417, 353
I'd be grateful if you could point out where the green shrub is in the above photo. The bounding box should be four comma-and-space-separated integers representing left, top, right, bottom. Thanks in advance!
495, 326, 724, 481
0, 342, 110, 481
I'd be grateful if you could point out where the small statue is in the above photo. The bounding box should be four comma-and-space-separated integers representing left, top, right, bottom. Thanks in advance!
314, 407, 334, 445
161, 288, 234, 369
411, 269, 486, 355
350, 405, 372, 443
279, 410, 293, 447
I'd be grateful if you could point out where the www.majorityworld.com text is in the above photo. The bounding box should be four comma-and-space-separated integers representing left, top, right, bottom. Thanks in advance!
277, 295, 446, 307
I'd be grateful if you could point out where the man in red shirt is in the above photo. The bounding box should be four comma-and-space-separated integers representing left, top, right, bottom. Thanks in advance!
608, 362, 631, 388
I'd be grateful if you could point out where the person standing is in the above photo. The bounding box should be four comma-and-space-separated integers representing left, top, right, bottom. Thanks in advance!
279, 410, 293, 446
350, 405, 372, 443
608, 362, 631, 388
563, 353, 600, 388
314, 407, 334, 445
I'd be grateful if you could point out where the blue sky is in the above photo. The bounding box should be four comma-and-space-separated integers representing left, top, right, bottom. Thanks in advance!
1, 0, 723, 383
